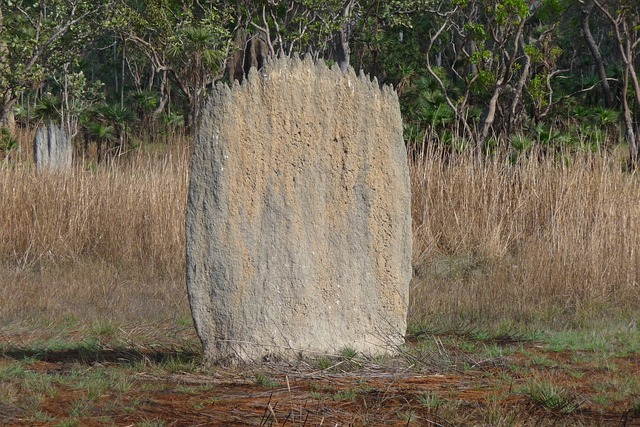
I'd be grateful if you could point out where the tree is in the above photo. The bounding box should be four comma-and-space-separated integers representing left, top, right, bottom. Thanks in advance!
109, 0, 230, 133
419, 0, 538, 149
227, 0, 430, 77
236, 0, 347, 58
580, 0, 614, 108
0, 0, 631, 155
166, 17, 229, 132
593, 0, 640, 165
0, 5, 6, 127
0, 0, 109, 131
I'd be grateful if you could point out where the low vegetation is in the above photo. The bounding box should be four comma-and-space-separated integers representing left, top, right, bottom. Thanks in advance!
0, 321, 637, 425
0, 130, 638, 425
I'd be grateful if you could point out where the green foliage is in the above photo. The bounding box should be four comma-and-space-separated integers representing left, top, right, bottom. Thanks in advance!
332, 388, 357, 401
523, 379, 578, 412
62, 71, 106, 131
102, 104, 135, 128
465, 23, 487, 40
405, 76, 455, 126
33, 94, 62, 124
529, 73, 550, 110
88, 320, 119, 339
0, 0, 635, 153
494, 0, 530, 24
340, 347, 358, 360
167, 12, 229, 71
593, 107, 620, 127
0, 128, 19, 154
418, 391, 441, 409
129, 91, 159, 117
254, 372, 279, 389
510, 133, 534, 153
85, 122, 115, 143
315, 356, 333, 371
0, 1, 107, 115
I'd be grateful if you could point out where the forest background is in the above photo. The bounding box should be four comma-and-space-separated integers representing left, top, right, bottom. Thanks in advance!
1, 0, 639, 162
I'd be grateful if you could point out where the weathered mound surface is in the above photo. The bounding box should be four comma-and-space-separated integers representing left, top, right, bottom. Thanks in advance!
34, 123, 71, 173
186, 55, 412, 363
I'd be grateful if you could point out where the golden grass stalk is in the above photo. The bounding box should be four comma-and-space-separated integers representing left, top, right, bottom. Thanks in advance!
0, 135, 189, 323
410, 146, 640, 328
2, 130, 638, 329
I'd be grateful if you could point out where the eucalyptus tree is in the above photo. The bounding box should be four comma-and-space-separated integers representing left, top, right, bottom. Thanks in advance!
411, 0, 577, 151
579, 0, 614, 108
166, 13, 230, 132
592, 0, 640, 164
0, 0, 111, 131
229, 0, 356, 70
108, 0, 231, 133
226, 0, 437, 77
459, 0, 535, 148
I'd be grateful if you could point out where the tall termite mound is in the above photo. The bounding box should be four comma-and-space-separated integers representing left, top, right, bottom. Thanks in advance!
34, 123, 71, 173
186, 55, 412, 363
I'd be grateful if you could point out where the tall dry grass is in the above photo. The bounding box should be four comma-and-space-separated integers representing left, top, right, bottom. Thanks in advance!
410, 147, 640, 330
0, 132, 189, 324
2, 130, 639, 330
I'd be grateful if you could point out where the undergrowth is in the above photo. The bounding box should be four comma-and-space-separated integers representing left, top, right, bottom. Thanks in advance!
1, 129, 639, 334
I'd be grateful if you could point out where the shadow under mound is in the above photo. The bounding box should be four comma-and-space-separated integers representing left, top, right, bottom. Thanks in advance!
1, 345, 201, 367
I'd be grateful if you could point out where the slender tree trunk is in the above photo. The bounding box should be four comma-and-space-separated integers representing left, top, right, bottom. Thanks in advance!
479, 80, 503, 153
0, 6, 15, 132
478, 18, 526, 152
97, 139, 103, 164
508, 35, 531, 134
83, 130, 89, 159
151, 70, 169, 136
121, 38, 126, 108
621, 68, 638, 164
331, 0, 355, 73
152, 71, 169, 118
184, 54, 203, 136
226, 28, 248, 83
581, 0, 614, 107
0, 96, 16, 132
622, 22, 640, 165
113, 38, 119, 102
425, 6, 475, 143
594, 0, 640, 164
623, 20, 640, 121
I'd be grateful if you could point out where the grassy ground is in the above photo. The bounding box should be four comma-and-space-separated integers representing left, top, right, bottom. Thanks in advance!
0, 131, 639, 425
0, 321, 637, 426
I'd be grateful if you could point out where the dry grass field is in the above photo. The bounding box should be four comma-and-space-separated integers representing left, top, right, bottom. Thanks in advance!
2, 131, 638, 330
0, 130, 638, 426
0, 131, 189, 325
409, 146, 640, 331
